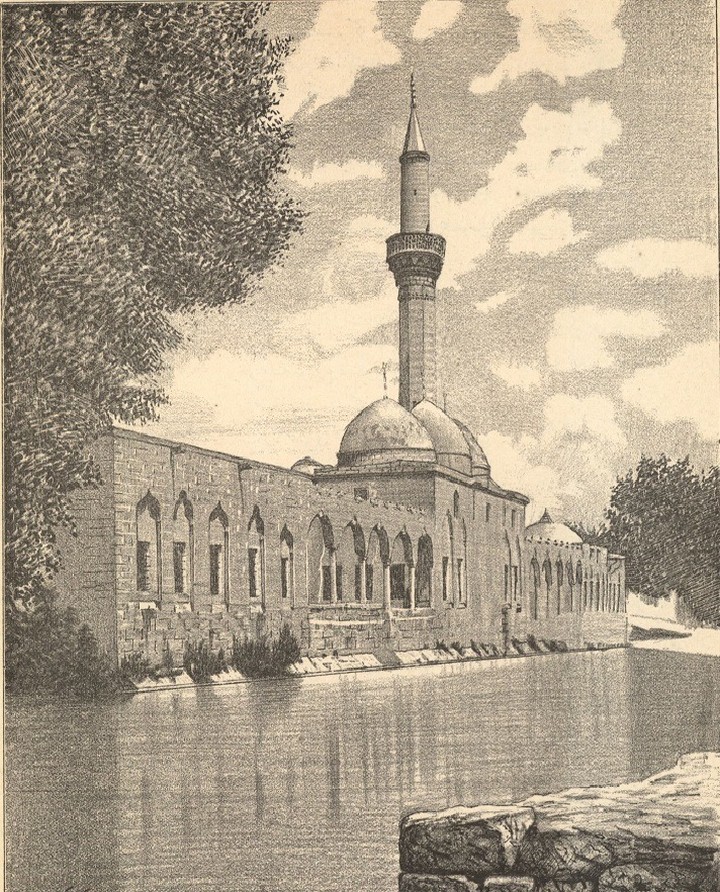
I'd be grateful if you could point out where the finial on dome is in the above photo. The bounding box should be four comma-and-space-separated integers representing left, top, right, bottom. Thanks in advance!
539, 508, 553, 523
381, 361, 389, 398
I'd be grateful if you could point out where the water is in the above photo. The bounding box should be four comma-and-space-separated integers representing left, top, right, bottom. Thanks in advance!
6, 649, 720, 892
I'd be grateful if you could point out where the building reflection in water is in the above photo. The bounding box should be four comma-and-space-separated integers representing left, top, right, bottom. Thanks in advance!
6, 651, 719, 892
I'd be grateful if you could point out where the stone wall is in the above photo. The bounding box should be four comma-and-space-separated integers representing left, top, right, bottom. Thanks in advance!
398, 752, 720, 891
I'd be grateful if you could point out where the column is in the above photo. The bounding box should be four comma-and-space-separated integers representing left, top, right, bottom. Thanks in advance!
330, 549, 338, 604
359, 560, 367, 604
383, 563, 391, 613
409, 566, 416, 612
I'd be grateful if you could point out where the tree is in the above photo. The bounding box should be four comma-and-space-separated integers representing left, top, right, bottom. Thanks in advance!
3, 4, 303, 619
602, 455, 719, 625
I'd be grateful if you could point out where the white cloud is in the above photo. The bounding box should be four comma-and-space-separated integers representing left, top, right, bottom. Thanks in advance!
288, 159, 384, 188
433, 99, 621, 287
413, 0, 464, 41
474, 289, 516, 314
546, 305, 665, 371
279, 1, 401, 119
621, 340, 720, 441
155, 343, 396, 468
318, 213, 393, 307
508, 207, 588, 256
596, 238, 718, 279
492, 363, 541, 392
542, 393, 626, 447
470, 0, 625, 94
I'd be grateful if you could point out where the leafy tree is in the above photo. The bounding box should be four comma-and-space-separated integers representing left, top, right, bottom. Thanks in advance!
3, 2, 302, 644
602, 455, 719, 625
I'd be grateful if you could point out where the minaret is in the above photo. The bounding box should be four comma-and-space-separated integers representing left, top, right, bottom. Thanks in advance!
386, 73, 446, 410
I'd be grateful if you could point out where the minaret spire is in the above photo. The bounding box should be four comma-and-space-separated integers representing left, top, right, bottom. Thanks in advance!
386, 73, 445, 410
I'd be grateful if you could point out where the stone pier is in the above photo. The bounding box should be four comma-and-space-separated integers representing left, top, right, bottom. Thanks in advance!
398, 752, 720, 891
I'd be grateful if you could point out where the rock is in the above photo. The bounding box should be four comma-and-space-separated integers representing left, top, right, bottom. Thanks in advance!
398, 873, 480, 892
598, 863, 711, 892
516, 828, 613, 880
483, 877, 536, 891
538, 882, 594, 892
399, 805, 536, 876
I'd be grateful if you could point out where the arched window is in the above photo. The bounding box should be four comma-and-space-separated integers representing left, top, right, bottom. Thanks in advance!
247, 505, 265, 607
556, 560, 564, 614
458, 519, 468, 605
442, 512, 454, 603
543, 558, 553, 616
576, 561, 585, 611
307, 514, 334, 603
280, 526, 294, 602
416, 534, 433, 607
453, 490, 460, 519
390, 530, 414, 609
338, 521, 366, 603
136, 492, 161, 598
366, 525, 389, 604
209, 503, 229, 607
530, 557, 541, 620
566, 560, 575, 612
173, 492, 193, 598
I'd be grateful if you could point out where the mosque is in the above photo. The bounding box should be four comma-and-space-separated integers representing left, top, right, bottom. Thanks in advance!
54, 83, 627, 666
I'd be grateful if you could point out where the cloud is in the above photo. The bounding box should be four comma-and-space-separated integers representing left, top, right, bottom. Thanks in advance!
507, 207, 588, 256
156, 343, 396, 468
470, 0, 625, 94
279, 1, 401, 119
546, 305, 665, 371
474, 289, 516, 314
596, 238, 718, 279
621, 340, 720, 441
433, 99, 621, 287
493, 363, 541, 392
542, 393, 626, 447
413, 1, 464, 41
318, 213, 393, 306
288, 159, 384, 188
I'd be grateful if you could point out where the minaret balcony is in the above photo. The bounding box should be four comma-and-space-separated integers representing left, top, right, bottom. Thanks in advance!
386, 232, 446, 282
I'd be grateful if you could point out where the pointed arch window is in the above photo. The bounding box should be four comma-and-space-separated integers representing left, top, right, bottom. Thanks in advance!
136, 492, 161, 598
173, 492, 194, 597
248, 506, 265, 607
209, 503, 229, 606
280, 526, 294, 602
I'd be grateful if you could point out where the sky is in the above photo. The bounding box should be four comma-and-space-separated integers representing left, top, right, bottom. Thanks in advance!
141, 0, 720, 525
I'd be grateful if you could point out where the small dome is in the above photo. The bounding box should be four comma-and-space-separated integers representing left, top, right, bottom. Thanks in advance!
454, 419, 490, 475
412, 400, 472, 475
526, 509, 583, 544
291, 456, 325, 476
338, 398, 436, 468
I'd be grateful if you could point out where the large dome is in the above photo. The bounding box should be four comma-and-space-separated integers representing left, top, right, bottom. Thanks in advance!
411, 400, 472, 475
338, 398, 436, 468
526, 509, 583, 544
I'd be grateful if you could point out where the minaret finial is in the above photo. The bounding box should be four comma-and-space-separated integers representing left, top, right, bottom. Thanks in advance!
381, 362, 389, 397
410, 70, 417, 108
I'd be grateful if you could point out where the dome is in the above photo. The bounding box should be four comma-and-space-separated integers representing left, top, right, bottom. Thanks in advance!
411, 400, 472, 475
526, 509, 583, 544
453, 419, 490, 475
291, 456, 326, 476
338, 398, 436, 468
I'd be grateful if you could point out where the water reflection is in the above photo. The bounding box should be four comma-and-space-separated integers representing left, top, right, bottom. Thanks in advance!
6, 650, 719, 892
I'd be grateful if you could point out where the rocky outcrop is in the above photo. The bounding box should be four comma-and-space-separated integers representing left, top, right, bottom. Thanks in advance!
398, 752, 720, 891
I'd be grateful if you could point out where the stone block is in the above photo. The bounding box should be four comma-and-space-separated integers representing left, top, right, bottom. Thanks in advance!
597, 863, 712, 892
400, 806, 536, 876
516, 829, 613, 880
538, 882, 594, 892
483, 878, 536, 892
398, 874, 480, 892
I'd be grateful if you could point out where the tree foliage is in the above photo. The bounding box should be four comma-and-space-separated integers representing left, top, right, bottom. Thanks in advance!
600, 456, 719, 625
3, 4, 302, 620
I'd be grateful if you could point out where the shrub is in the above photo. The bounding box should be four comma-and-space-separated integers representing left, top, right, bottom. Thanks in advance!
232, 623, 301, 678
183, 639, 227, 683
527, 633, 541, 652
5, 589, 120, 698
450, 640, 463, 653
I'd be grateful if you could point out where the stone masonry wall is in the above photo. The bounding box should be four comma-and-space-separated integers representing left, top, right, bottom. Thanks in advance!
398, 752, 720, 892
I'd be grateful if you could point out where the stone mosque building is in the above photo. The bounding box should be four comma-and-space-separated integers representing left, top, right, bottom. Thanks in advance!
55, 84, 627, 667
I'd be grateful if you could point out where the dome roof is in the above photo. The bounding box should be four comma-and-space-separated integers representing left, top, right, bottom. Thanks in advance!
338, 398, 436, 468
411, 400, 472, 475
526, 509, 583, 545
453, 419, 490, 473
291, 456, 326, 476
